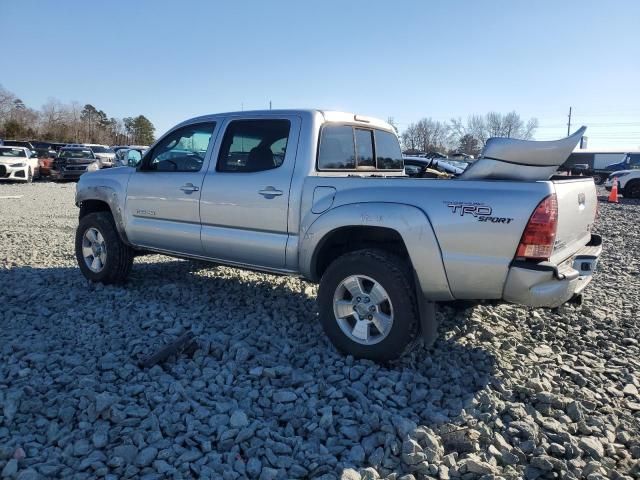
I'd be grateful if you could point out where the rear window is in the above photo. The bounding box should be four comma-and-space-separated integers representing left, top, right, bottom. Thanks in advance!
318, 125, 403, 171
375, 130, 403, 170
90, 146, 114, 154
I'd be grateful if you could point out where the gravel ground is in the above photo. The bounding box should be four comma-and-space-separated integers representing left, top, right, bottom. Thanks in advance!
0, 181, 638, 480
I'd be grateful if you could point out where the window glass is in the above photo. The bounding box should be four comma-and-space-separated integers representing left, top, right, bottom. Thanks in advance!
217, 119, 290, 172
355, 129, 374, 168
318, 125, 355, 169
375, 130, 404, 170
0, 148, 26, 157
60, 149, 94, 158
90, 146, 114, 154
629, 153, 640, 167
146, 122, 215, 172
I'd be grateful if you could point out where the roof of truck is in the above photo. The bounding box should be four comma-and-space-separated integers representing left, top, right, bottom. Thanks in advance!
178, 109, 394, 133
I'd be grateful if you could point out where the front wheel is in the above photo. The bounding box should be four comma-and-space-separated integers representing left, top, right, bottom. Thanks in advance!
593, 174, 605, 185
317, 249, 419, 361
626, 181, 640, 199
75, 212, 133, 284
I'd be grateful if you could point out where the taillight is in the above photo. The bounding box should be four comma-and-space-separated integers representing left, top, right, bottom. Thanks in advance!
515, 194, 558, 261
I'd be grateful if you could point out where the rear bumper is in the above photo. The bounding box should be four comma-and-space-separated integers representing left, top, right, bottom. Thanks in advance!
502, 234, 602, 308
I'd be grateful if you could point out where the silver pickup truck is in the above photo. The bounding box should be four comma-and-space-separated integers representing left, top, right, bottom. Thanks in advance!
74, 110, 602, 360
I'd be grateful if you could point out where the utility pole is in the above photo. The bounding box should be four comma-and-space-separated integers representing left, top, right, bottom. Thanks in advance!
567, 107, 572, 136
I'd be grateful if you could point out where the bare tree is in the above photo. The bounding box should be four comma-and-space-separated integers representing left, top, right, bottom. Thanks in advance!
449, 111, 539, 151
401, 118, 450, 153
0, 85, 16, 123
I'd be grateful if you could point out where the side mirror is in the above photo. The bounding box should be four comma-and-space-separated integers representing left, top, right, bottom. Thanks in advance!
127, 151, 142, 167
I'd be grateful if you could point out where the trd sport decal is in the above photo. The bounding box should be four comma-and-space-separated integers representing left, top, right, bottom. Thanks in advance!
445, 201, 514, 224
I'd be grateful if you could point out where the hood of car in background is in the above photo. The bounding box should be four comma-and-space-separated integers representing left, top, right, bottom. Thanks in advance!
0, 156, 26, 164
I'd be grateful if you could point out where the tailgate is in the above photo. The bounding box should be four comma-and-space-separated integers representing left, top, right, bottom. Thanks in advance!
551, 177, 597, 264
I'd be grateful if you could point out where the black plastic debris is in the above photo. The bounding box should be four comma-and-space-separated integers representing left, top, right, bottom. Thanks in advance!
138, 331, 198, 369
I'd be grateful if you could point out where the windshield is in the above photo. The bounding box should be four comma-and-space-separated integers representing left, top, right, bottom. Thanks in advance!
90, 146, 114, 154
60, 149, 95, 159
0, 147, 26, 157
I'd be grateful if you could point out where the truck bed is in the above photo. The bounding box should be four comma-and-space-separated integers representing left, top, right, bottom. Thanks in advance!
301, 175, 598, 301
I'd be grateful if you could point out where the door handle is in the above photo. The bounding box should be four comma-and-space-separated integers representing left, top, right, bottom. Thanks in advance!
180, 183, 199, 193
258, 186, 283, 198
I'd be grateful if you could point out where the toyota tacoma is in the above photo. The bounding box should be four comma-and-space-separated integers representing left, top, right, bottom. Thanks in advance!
74, 110, 602, 360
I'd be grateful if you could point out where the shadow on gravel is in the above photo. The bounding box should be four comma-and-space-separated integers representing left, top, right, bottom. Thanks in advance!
0, 259, 496, 476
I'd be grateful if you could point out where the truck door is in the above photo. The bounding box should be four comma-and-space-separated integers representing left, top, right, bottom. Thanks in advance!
124, 121, 218, 255
200, 116, 300, 269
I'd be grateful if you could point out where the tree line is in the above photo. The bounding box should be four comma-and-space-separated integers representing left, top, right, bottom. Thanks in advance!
391, 111, 539, 157
0, 84, 155, 146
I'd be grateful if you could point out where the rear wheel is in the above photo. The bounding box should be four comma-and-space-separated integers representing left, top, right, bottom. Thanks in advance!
593, 174, 605, 185
317, 249, 418, 361
75, 212, 133, 284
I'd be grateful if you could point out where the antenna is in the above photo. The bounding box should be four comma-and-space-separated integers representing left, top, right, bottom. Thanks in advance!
567, 106, 572, 136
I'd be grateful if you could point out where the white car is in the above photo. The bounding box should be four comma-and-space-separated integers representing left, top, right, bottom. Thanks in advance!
85, 144, 116, 167
0, 146, 39, 182
605, 169, 640, 198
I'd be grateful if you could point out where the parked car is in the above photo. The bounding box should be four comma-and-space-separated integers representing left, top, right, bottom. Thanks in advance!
31, 146, 57, 177
0, 146, 40, 182
85, 144, 116, 167
54, 147, 99, 180
605, 170, 640, 198
561, 151, 638, 184
75, 110, 601, 361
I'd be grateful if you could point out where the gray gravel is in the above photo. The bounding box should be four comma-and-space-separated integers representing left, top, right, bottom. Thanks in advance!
0, 181, 638, 480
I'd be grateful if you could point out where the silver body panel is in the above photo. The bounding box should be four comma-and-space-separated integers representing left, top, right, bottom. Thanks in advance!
76, 109, 600, 307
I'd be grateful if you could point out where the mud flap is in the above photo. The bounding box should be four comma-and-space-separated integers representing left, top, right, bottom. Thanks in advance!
418, 297, 439, 348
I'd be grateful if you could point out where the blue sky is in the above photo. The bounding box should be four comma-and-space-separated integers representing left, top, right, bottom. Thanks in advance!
2, 0, 639, 148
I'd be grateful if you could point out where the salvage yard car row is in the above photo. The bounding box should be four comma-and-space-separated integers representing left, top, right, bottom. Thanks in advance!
0, 142, 148, 182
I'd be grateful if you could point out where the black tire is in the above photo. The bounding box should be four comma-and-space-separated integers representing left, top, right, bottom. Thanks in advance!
75, 212, 133, 284
593, 174, 605, 185
27, 168, 33, 183
625, 181, 640, 199
317, 249, 418, 362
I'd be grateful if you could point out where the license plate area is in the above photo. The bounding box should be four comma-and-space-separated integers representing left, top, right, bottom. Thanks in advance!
573, 256, 598, 276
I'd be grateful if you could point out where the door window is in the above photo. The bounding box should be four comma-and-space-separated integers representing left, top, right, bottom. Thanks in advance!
217, 119, 291, 172
143, 122, 215, 172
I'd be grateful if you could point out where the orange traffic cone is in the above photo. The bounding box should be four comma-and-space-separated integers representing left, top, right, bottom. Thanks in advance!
608, 178, 619, 203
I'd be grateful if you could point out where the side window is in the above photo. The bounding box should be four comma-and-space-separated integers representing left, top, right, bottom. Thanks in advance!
144, 122, 215, 172
375, 130, 403, 170
217, 119, 291, 172
318, 125, 355, 169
